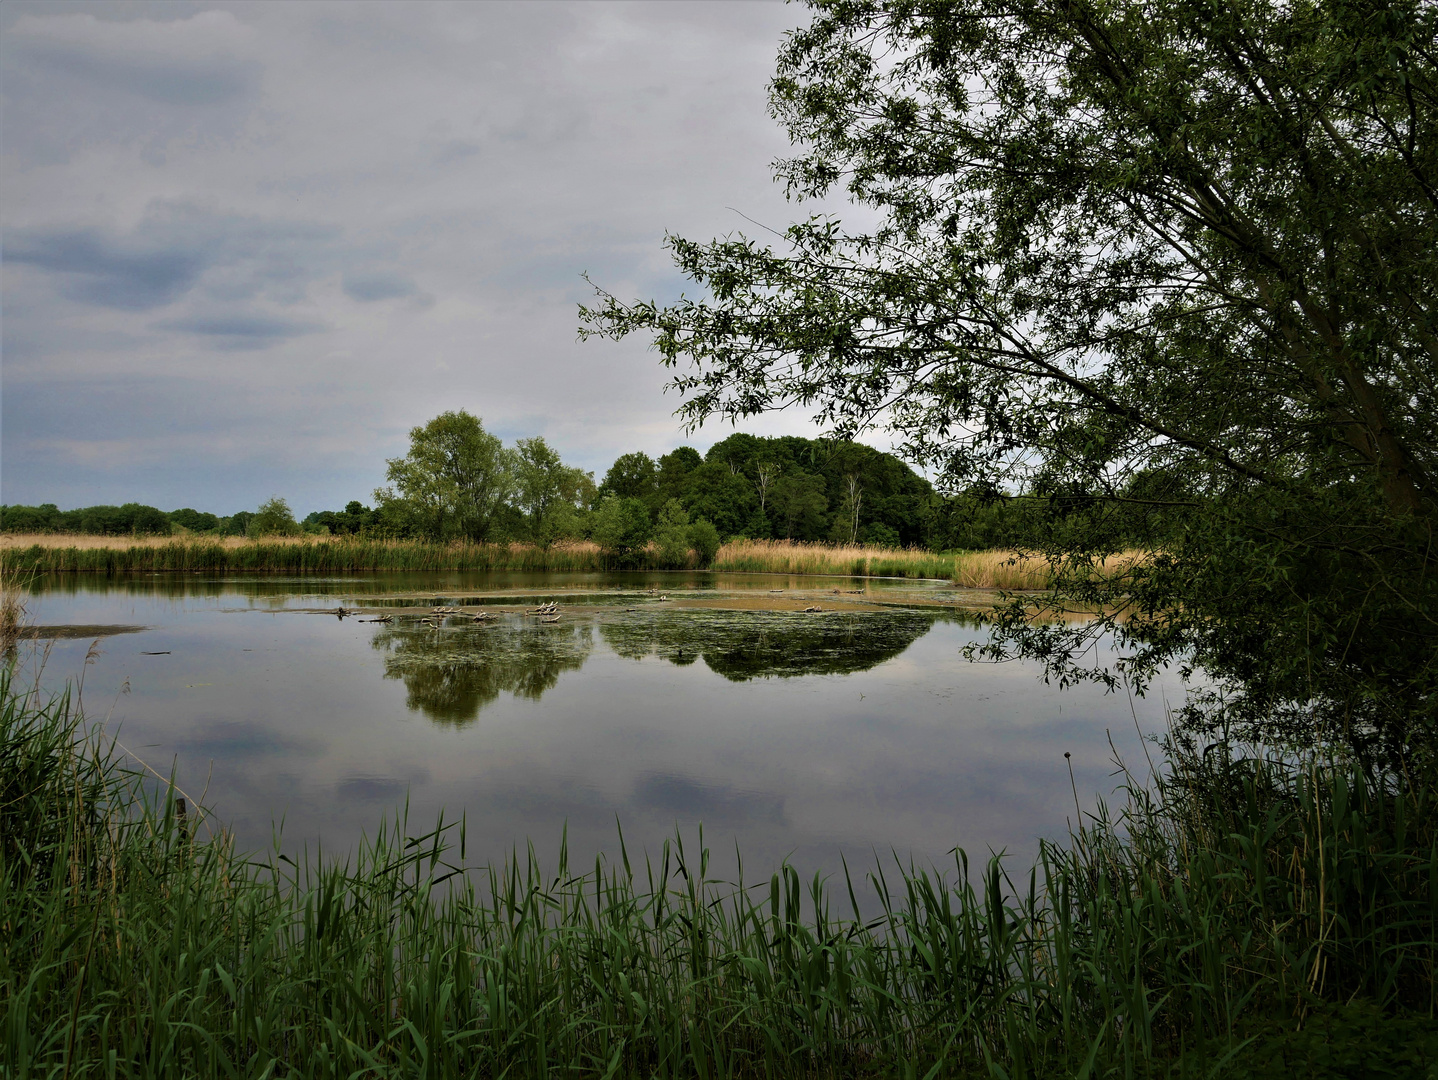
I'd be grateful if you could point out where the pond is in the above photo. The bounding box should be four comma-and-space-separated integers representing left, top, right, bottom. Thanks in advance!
18, 571, 1173, 889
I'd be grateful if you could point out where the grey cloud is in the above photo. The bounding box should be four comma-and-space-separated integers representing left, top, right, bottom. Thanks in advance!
434, 140, 482, 166
3, 10, 258, 106
6, 228, 207, 310
337, 775, 409, 802
0, 10, 262, 164
0, 371, 394, 513
343, 271, 416, 302
174, 717, 313, 759
2, 1, 819, 511
633, 773, 787, 826
8, 205, 344, 313
156, 312, 326, 349
17, 37, 254, 106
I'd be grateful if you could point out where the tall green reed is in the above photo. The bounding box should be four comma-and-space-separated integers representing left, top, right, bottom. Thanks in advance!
5, 538, 961, 580
2, 539, 616, 575
3, 668, 1435, 1078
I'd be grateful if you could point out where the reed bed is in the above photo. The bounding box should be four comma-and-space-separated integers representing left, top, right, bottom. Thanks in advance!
4, 536, 962, 579
949, 549, 1151, 591
951, 549, 1053, 590
1, 538, 612, 575
0, 562, 27, 654
4, 669, 1435, 1078
1, 532, 281, 551
713, 539, 957, 580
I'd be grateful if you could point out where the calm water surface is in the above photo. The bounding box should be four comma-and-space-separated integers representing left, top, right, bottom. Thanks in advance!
22, 572, 1172, 886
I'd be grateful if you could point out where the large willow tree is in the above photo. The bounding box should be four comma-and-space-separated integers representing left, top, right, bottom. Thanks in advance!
583, 0, 1438, 762
375, 411, 514, 543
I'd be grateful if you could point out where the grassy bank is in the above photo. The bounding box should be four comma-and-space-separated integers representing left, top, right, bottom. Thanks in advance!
4, 670, 1435, 1078
0, 535, 1034, 583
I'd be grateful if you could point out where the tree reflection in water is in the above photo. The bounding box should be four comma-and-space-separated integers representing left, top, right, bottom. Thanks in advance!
599, 609, 942, 681
372, 621, 593, 725
373, 609, 944, 726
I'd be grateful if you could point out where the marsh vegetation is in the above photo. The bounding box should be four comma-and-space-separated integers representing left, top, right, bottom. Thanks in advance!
0, 535, 1040, 586
5, 667, 1435, 1078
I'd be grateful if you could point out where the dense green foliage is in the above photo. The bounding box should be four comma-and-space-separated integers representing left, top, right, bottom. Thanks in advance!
583, 0, 1438, 761
0, 502, 174, 536
304, 500, 380, 536
169, 507, 220, 533
598, 432, 941, 547
246, 496, 302, 539
374, 411, 517, 543
6, 428, 976, 557
6, 667, 1437, 1077
513, 436, 596, 548
0, 503, 291, 539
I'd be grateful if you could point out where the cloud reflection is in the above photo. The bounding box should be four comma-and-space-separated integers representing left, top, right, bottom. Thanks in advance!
633, 773, 786, 826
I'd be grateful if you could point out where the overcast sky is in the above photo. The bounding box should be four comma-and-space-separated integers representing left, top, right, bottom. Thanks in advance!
1, 0, 856, 516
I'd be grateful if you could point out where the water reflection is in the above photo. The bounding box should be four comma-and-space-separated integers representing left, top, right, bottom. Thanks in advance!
600, 609, 942, 681
20, 571, 1175, 896
23, 569, 956, 605
373, 621, 593, 725
372, 609, 943, 725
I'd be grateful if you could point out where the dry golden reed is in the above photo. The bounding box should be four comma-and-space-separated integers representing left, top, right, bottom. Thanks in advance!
0, 532, 316, 551
4, 534, 956, 579
0, 555, 27, 653
951, 548, 1148, 590
951, 549, 1051, 590
712, 539, 956, 579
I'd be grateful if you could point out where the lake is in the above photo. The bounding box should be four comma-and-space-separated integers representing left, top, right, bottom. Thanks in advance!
18, 571, 1173, 889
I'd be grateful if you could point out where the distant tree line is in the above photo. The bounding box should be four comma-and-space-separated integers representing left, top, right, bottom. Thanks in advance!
0, 497, 311, 541
359, 412, 956, 557
3, 410, 1146, 555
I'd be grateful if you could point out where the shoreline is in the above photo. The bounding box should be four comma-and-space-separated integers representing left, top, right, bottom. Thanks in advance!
2, 534, 1053, 587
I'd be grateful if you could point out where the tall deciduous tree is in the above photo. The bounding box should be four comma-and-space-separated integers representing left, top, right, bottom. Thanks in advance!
514, 436, 593, 548
375, 411, 514, 542
583, 1, 1438, 760
598, 452, 659, 507
590, 494, 652, 562
248, 496, 300, 539
771, 472, 829, 540
653, 498, 693, 568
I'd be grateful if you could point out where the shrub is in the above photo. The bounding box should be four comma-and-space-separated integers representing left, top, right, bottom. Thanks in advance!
246, 496, 301, 539
688, 518, 721, 567
653, 499, 692, 568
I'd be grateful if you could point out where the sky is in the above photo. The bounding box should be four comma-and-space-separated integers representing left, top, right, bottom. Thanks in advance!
1, 0, 857, 516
